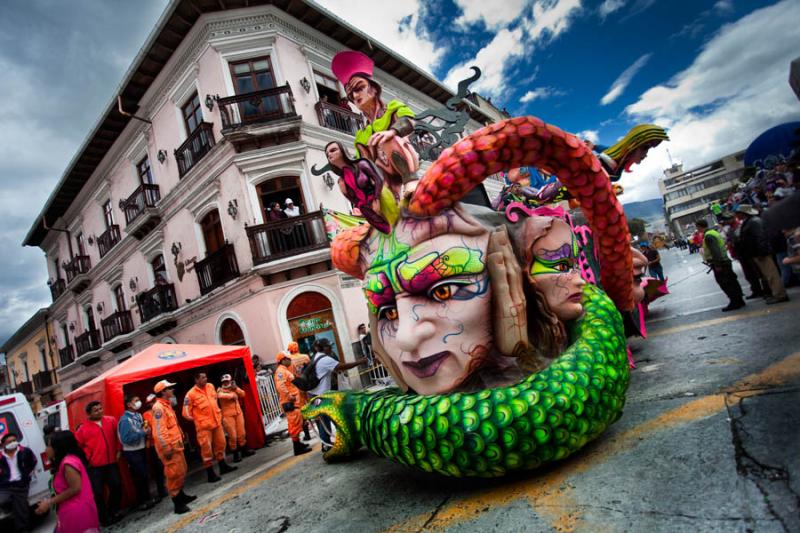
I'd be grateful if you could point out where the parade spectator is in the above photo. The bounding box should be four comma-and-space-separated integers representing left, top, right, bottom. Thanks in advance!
275, 352, 312, 456
35, 431, 99, 533
696, 219, 745, 312
287, 342, 312, 441
357, 323, 373, 365
308, 339, 366, 452
152, 380, 196, 514
283, 199, 301, 218
142, 394, 168, 501
217, 374, 255, 463
735, 204, 789, 304
725, 213, 770, 299
183, 372, 237, 483
75, 401, 122, 526
117, 395, 156, 511
640, 244, 664, 280
0, 432, 37, 531
268, 202, 288, 221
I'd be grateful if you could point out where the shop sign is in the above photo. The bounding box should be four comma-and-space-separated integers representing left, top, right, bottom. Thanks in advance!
298, 316, 332, 334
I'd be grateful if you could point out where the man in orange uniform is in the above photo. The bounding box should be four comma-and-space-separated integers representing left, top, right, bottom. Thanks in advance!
287, 342, 313, 442
152, 380, 196, 514
216, 374, 255, 463
142, 394, 168, 500
274, 352, 312, 456
183, 372, 237, 483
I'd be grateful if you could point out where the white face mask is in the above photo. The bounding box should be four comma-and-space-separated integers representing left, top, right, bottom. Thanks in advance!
132, 401, 142, 411
169, 397, 178, 407
4, 441, 19, 451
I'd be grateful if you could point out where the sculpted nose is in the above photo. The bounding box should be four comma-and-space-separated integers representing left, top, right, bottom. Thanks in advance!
394, 300, 436, 352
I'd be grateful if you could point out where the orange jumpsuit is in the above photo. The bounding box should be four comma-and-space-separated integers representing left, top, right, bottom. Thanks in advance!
217, 385, 247, 450
289, 353, 311, 407
142, 410, 155, 448
274, 365, 303, 439
152, 398, 186, 497
183, 383, 225, 467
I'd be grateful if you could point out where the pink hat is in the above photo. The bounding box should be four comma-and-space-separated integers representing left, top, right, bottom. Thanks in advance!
332, 50, 374, 87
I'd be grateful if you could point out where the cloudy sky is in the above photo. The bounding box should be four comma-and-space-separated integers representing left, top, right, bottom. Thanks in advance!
1, 0, 798, 344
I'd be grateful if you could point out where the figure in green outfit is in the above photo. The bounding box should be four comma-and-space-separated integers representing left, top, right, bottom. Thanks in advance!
332, 50, 420, 199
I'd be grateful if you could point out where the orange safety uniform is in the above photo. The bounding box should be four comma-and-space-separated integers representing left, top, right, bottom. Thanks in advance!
183, 383, 226, 467
152, 398, 186, 498
274, 364, 304, 439
217, 385, 247, 450
142, 409, 155, 448
288, 352, 311, 407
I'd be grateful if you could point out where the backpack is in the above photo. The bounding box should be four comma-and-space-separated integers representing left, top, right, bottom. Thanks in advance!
292, 353, 325, 391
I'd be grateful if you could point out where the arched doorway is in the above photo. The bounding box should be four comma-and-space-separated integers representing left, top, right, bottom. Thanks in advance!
219, 318, 246, 346
286, 292, 342, 360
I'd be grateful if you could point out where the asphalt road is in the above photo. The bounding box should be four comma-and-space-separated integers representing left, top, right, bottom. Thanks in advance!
97, 248, 800, 532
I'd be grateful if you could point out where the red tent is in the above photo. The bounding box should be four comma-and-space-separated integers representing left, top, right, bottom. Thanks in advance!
66, 343, 265, 450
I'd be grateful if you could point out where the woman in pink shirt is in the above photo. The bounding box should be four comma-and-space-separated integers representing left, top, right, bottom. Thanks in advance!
35, 430, 100, 533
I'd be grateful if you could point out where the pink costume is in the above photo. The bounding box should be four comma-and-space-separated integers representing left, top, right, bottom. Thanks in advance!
53, 454, 100, 533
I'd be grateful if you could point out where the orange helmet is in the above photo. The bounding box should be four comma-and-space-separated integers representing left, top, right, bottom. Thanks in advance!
287, 341, 299, 354
276, 351, 290, 363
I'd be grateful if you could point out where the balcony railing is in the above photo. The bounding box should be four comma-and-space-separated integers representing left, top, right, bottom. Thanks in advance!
137, 283, 179, 323
97, 225, 121, 258
15, 381, 33, 398
49, 278, 67, 301
218, 85, 296, 130
123, 184, 161, 225
59, 345, 76, 366
315, 101, 364, 136
33, 370, 56, 391
247, 210, 329, 265
196, 243, 240, 296
65, 255, 91, 283
101, 310, 135, 343
175, 122, 215, 177
75, 330, 102, 357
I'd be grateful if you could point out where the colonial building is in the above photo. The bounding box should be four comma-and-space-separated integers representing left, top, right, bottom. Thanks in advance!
1, 309, 62, 412
659, 150, 746, 236
24, 0, 501, 393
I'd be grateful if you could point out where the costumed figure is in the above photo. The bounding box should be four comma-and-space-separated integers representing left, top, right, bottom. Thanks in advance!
332, 50, 419, 198
303, 116, 636, 477
598, 124, 669, 182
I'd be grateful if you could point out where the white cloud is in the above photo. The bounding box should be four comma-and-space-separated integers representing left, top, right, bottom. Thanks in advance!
600, 53, 651, 105
713, 0, 734, 15
619, 0, 800, 202
576, 129, 600, 143
454, 0, 527, 30
316, 0, 445, 74
598, 0, 625, 20
520, 86, 565, 102
445, 0, 582, 99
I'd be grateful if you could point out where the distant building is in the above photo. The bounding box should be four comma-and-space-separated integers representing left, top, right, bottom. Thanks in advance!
659, 150, 746, 236
1, 309, 62, 412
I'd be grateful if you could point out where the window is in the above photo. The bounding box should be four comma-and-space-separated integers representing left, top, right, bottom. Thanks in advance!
113, 284, 126, 312
230, 57, 276, 95
314, 70, 344, 104
200, 210, 225, 255
182, 92, 204, 135
22, 359, 29, 381
219, 318, 246, 346
75, 232, 86, 256
102, 200, 115, 229
61, 324, 69, 347
137, 156, 154, 185
151, 254, 168, 285
38, 341, 48, 372
53, 257, 60, 279
86, 306, 96, 331
256, 177, 305, 221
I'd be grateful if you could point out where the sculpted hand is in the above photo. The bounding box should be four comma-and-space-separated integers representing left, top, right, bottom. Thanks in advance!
368, 129, 397, 147
487, 226, 528, 357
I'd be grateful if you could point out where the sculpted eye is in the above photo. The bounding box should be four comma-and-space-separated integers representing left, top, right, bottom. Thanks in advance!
378, 306, 398, 321
430, 281, 467, 302
554, 262, 570, 272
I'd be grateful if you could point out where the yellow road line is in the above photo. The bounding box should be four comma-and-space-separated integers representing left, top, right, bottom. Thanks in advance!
648, 300, 799, 338
384, 351, 800, 532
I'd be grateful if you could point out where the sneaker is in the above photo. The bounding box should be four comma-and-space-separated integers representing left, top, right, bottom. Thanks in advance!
721, 301, 745, 312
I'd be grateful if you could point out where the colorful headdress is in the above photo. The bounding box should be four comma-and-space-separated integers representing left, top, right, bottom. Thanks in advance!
603, 124, 669, 170
332, 50, 375, 87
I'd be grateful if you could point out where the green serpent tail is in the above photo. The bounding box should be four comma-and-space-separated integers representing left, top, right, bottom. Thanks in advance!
302, 284, 629, 476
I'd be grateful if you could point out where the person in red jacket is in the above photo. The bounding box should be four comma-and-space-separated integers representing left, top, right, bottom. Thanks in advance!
75, 401, 123, 526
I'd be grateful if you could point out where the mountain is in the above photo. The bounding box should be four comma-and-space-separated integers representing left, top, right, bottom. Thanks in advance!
622, 198, 664, 222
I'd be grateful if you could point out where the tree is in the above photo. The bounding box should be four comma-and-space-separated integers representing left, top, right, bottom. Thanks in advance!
628, 217, 647, 239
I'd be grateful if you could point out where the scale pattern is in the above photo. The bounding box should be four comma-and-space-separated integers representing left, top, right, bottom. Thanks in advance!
302, 284, 629, 476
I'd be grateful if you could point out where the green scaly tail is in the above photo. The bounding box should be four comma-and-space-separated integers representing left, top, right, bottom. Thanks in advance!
302, 284, 629, 477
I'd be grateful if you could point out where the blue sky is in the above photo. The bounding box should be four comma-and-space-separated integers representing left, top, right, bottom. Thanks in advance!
0, 0, 798, 344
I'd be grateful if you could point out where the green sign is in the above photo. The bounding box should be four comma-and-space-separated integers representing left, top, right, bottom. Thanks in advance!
298, 317, 332, 335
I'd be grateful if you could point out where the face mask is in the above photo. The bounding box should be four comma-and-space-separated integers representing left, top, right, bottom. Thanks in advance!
132, 401, 142, 410
169, 397, 178, 407
4, 442, 19, 451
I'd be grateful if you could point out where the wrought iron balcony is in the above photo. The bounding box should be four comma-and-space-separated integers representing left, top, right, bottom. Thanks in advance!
15, 380, 33, 398
97, 225, 121, 258
101, 310, 135, 343
33, 370, 56, 391
75, 330, 102, 357
196, 243, 240, 296
175, 122, 215, 177
218, 85, 297, 130
137, 283, 179, 323
58, 344, 76, 366
247, 210, 329, 265
315, 101, 364, 136
123, 183, 161, 225
49, 278, 67, 301
64, 255, 91, 283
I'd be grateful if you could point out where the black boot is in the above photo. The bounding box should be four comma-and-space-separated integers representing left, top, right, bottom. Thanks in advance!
241, 447, 256, 457
172, 496, 191, 514
178, 490, 197, 504
218, 460, 237, 474
206, 466, 221, 483
293, 440, 312, 456
232, 450, 242, 463
302, 426, 312, 441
